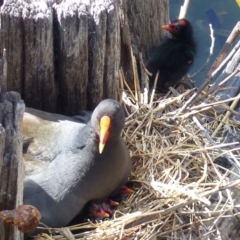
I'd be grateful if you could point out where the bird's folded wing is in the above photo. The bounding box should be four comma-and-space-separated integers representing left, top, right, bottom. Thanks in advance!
23, 108, 91, 176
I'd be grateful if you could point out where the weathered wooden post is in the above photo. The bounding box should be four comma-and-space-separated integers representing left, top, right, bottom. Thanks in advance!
0, 0, 168, 114
0, 50, 25, 239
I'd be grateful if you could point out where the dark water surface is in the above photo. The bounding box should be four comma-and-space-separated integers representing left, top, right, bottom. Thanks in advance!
169, 0, 240, 86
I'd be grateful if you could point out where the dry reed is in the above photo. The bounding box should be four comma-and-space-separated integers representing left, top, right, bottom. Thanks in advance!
34, 83, 240, 239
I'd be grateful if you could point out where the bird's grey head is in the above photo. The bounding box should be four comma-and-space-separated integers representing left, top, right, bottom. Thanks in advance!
91, 99, 125, 141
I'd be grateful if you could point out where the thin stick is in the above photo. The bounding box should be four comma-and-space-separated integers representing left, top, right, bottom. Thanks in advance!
123, 79, 138, 103
175, 82, 240, 173
193, 115, 240, 174
212, 92, 240, 138
149, 71, 159, 107
141, 61, 153, 77
209, 68, 240, 99
119, 69, 125, 104
191, 24, 215, 78
179, 0, 190, 19
207, 68, 240, 96
217, 67, 240, 87
189, 95, 240, 112
212, 38, 240, 78
130, 46, 139, 103
120, 68, 138, 103
207, 21, 240, 78
191, 90, 240, 118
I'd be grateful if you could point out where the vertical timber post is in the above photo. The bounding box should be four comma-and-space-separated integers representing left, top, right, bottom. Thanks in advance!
0, 49, 25, 239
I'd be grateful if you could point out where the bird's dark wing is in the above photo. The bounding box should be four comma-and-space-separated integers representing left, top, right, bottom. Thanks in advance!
149, 41, 193, 68
184, 48, 195, 65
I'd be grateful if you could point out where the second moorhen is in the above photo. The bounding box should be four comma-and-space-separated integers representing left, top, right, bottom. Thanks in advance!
23, 99, 132, 232
147, 18, 197, 91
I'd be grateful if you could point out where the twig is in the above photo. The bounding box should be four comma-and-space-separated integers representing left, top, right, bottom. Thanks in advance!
139, 53, 150, 104
193, 116, 240, 174
59, 228, 76, 240
179, 0, 190, 19
212, 92, 240, 138
139, 52, 149, 91
153, 89, 194, 113
189, 95, 240, 113
176, 84, 208, 115
119, 69, 125, 104
123, 179, 240, 231
191, 24, 215, 78
143, 88, 148, 105
218, 67, 240, 87
177, 76, 215, 115
211, 38, 240, 78
149, 71, 159, 107
174, 85, 240, 173
141, 61, 152, 77
207, 21, 240, 78
130, 46, 140, 103
188, 90, 240, 118
208, 67, 240, 95
120, 69, 138, 103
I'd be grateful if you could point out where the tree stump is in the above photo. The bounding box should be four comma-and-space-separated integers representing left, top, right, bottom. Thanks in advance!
0, 0, 168, 114
0, 92, 25, 240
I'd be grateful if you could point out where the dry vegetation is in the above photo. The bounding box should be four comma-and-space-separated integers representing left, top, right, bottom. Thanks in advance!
34, 83, 240, 239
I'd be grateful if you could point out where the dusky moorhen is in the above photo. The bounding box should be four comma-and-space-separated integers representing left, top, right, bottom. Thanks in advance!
147, 18, 197, 91
23, 99, 132, 231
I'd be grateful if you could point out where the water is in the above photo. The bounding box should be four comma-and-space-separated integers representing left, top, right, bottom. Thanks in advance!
169, 0, 240, 86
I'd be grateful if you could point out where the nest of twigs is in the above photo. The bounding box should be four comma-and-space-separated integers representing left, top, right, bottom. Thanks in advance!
36, 82, 240, 239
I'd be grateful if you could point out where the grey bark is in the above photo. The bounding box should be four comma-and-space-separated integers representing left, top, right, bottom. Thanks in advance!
0, 0, 168, 114
0, 92, 25, 240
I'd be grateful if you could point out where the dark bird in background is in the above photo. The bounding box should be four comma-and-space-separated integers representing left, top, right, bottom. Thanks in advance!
147, 19, 197, 91
23, 99, 132, 234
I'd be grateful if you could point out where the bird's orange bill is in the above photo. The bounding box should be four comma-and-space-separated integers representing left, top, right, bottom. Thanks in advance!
108, 199, 119, 207
99, 116, 111, 154
162, 23, 178, 34
162, 24, 171, 31
94, 208, 109, 218
120, 185, 134, 194
101, 202, 114, 216
91, 206, 109, 218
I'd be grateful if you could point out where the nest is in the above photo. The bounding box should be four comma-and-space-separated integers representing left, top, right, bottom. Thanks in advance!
35, 83, 240, 240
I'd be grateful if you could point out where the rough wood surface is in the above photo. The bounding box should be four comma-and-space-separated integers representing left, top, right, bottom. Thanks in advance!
0, 92, 25, 240
0, 0, 168, 114
53, 1, 88, 113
